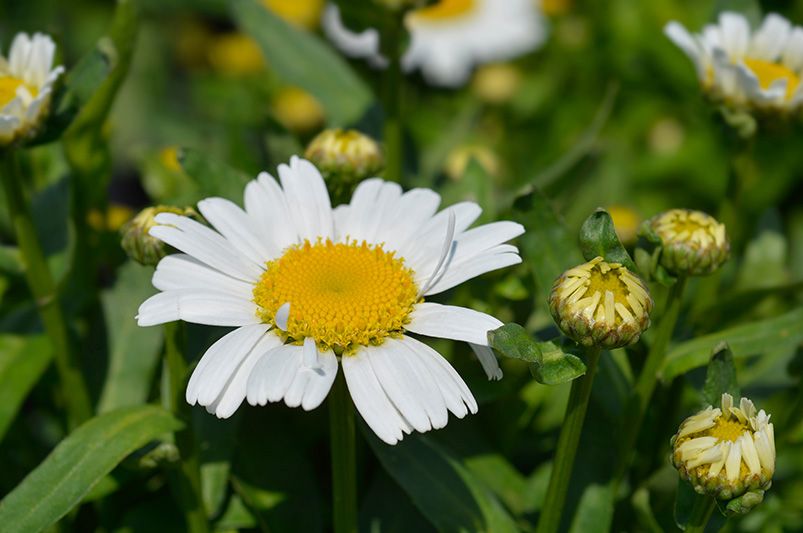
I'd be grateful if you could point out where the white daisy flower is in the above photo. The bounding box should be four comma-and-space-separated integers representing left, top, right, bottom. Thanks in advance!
0, 32, 64, 145
322, 0, 547, 87
671, 393, 775, 500
665, 11, 803, 112
136, 156, 523, 444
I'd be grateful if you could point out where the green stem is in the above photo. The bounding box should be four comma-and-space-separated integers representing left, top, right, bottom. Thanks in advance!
613, 277, 687, 487
1, 149, 92, 428
536, 346, 602, 533
164, 323, 208, 533
381, 11, 403, 185
685, 495, 716, 533
329, 370, 358, 533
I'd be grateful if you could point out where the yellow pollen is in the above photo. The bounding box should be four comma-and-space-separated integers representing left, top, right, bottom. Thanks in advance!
253, 240, 419, 352
743, 58, 800, 100
412, 0, 476, 22
708, 417, 749, 443
0, 75, 36, 107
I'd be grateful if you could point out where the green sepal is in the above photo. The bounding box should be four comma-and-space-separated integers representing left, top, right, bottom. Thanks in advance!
579, 208, 637, 271
487, 323, 586, 385
722, 488, 767, 516
702, 341, 740, 408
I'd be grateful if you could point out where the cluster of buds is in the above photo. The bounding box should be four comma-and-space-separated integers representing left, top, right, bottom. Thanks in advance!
549, 257, 653, 349
304, 129, 384, 195
671, 393, 775, 506
642, 209, 729, 277
121, 206, 197, 266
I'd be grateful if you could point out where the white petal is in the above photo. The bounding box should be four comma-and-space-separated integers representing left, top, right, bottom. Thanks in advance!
136, 289, 259, 327
406, 302, 502, 346
152, 253, 254, 300
186, 324, 270, 406
284, 344, 338, 411
149, 213, 263, 282
244, 172, 299, 253
198, 197, 277, 266
401, 335, 477, 418
425, 250, 522, 295
342, 349, 410, 445
321, 4, 388, 68
204, 331, 284, 418
8, 33, 32, 77
749, 13, 791, 61
719, 12, 750, 60
277, 156, 334, 242
374, 188, 442, 253
469, 342, 503, 381
665, 21, 706, 79
740, 433, 761, 476
274, 302, 290, 331
782, 27, 803, 71
725, 439, 742, 481
246, 344, 304, 405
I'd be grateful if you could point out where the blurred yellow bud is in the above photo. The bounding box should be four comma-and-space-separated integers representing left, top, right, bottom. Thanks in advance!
159, 146, 183, 174
607, 205, 641, 245
549, 257, 652, 349
88, 204, 135, 232
671, 393, 775, 503
207, 33, 265, 76
262, 0, 324, 29
445, 144, 499, 181
272, 86, 325, 134
305, 129, 384, 184
541, 0, 572, 17
472, 63, 522, 104
121, 206, 197, 266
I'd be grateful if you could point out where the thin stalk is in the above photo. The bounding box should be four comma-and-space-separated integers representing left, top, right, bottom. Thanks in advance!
382, 11, 403, 184
164, 322, 208, 533
613, 276, 687, 487
329, 369, 358, 533
536, 346, 602, 533
685, 495, 716, 533
1, 149, 92, 428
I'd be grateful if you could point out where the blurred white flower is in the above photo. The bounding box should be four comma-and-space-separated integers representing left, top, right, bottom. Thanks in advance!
665, 11, 803, 113
323, 0, 547, 87
0, 32, 63, 145
137, 156, 523, 444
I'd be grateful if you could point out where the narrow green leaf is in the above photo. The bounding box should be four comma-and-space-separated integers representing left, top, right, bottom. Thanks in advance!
0, 335, 51, 441
702, 342, 740, 407
579, 208, 636, 271
231, 0, 372, 126
97, 262, 163, 413
569, 484, 614, 533
367, 432, 519, 532
179, 148, 252, 203
488, 323, 586, 385
0, 406, 182, 533
660, 306, 803, 380
463, 454, 528, 516
673, 478, 697, 530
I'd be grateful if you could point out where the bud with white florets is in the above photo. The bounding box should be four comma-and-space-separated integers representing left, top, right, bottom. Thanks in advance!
671, 393, 775, 507
641, 209, 729, 277
549, 257, 653, 349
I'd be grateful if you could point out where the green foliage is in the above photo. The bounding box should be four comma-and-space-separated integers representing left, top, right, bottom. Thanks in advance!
0, 335, 51, 441
0, 406, 181, 533
579, 208, 636, 271
701, 342, 739, 408
179, 148, 253, 203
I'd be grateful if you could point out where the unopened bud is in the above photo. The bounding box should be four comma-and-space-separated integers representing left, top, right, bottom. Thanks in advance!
671, 393, 775, 502
642, 209, 729, 276
305, 128, 384, 185
121, 206, 196, 266
549, 257, 652, 349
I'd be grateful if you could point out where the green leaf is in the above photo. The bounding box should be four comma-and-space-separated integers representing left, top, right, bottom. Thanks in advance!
702, 342, 740, 408
463, 454, 528, 515
579, 208, 636, 271
231, 0, 372, 126
673, 478, 697, 530
511, 188, 583, 306
0, 335, 51, 441
97, 262, 164, 413
488, 323, 586, 385
441, 158, 497, 224
179, 148, 252, 203
367, 432, 519, 532
0, 406, 181, 533
569, 484, 614, 533
660, 306, 803, 380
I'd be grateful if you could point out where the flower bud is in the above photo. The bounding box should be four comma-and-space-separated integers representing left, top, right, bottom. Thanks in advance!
549, 257, 652, 348
271, 86, 325, 134
671, 393, 775, 502
444, 144, 499, 181
642, 209, 729, 276
304, 129, 384, 186
121, 206, 196, 266
471, 63, 522, 105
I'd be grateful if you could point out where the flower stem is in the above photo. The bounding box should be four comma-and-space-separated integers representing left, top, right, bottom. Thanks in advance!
0, 149, 92, 429
164, 322, 208, 533
685, 495, 716, 533
382, 11, 403, 185
329, 369, 358, 533
612, 276, 687, 486
536, 346, 602, 533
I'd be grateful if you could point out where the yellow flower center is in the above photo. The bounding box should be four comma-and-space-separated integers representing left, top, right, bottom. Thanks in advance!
253, 240, 419, 352
262, 0, 324, 30
0, 75, 36, 107
708, 417, 748, 443
412, 0, 477, 22
743, 58, 800, 100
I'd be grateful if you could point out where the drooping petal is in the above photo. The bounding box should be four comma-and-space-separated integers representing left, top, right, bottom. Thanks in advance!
406, 302, 502, 346
136, 289, 259, 327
